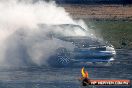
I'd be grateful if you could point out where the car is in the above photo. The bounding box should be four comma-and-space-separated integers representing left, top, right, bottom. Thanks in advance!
40, 24, 116, 66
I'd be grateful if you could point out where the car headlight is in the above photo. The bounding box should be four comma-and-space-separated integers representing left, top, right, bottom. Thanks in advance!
106, 46, 116, 55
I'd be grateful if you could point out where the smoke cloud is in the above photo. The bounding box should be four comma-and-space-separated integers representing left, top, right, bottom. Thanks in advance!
0, 0, 94, 67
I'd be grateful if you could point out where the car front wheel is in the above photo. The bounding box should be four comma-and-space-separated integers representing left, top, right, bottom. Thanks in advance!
49, 47, 71, 67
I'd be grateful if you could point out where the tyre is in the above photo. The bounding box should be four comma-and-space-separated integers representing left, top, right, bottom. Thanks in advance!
49, 47, 71, 67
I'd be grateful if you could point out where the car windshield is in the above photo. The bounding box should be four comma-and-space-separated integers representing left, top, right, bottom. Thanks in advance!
51, 25, 107, 46
38, 24, 110, 47
51, 24, 88, 37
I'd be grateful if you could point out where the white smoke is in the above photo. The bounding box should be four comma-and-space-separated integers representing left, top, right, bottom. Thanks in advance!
0, 0, 94, 67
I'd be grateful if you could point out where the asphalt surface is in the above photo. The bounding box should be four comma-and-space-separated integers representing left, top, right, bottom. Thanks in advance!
0, 49, 131, 88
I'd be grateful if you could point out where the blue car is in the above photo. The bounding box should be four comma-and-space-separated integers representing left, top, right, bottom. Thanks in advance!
45, 24, 116, 66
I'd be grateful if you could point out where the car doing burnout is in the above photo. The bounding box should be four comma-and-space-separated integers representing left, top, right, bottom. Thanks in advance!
40, 24, 116, 66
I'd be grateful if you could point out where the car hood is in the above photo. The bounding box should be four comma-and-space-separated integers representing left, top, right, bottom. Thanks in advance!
57, 36, 107, 48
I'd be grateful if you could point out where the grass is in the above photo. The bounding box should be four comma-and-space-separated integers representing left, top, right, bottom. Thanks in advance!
83, 20, 132, 49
